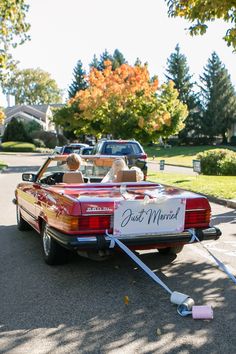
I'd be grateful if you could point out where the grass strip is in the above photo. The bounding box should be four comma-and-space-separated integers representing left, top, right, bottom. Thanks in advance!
145, 145, 236, 167
148, 171, 236, 200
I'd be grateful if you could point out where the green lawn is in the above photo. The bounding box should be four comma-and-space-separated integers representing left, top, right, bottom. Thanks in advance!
144, 145, 236, 167
1, 141, 36, 152
148, 171, 236, 200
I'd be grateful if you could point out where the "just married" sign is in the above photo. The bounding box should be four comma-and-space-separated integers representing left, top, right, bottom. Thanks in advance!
113, 198, 186, 236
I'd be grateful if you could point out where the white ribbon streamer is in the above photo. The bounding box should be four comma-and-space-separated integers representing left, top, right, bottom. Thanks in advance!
106, 231, 173, 295
188, 229, 236, 285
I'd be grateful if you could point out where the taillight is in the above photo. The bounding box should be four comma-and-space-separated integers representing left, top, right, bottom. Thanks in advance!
139, 153, 147, 159
78, 215, 111, 232
185, 198, 211, 228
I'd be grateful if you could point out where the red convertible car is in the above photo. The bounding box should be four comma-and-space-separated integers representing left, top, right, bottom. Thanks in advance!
14, 155, 221, 265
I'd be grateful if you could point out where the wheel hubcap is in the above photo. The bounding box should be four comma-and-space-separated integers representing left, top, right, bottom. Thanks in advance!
43, 228, 51, 256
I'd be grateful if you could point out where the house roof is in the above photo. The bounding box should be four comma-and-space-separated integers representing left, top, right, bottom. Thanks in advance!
5, 104, 50, 115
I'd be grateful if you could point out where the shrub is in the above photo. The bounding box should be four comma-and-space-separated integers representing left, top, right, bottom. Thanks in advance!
1, 141, 36, 152
31, 130, 58, 148
57, 133, 68, 146
2, 117, 32, 143
197, 149, 236, 175
33, 139, 46, 148
219, 153, 236, 175
24, 121, 42, 135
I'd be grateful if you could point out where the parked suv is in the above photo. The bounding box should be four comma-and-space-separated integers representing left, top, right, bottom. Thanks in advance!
92, 139, 148, 179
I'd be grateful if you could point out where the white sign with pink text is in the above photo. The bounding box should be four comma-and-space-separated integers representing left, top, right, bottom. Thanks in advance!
113, 198, 186, 236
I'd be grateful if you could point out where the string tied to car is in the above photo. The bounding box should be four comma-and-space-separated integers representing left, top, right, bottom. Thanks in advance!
106, 185, 236, 319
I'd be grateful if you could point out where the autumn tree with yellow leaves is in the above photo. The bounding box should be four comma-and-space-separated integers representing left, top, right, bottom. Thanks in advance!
54, 61, 187, 142
0, 108, 5, 125
166, 0, 236, 51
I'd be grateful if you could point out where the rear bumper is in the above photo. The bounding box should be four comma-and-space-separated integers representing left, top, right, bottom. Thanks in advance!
47, 226, 221, 251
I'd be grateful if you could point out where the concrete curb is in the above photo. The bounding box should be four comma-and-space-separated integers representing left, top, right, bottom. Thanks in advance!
204, 195, 236, 209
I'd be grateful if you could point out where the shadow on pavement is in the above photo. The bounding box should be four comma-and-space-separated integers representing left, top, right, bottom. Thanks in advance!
211, 209, 236, 227
0, 224, 236, 353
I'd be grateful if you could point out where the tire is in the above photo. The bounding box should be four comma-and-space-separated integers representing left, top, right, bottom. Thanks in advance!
158, 245, 184, 255
16, 204, 31, 231
41, 223, 69, 265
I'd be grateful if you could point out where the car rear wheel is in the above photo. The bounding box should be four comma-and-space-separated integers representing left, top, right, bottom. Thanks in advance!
42, 223, 69, 265
158, 245, 184, 255
16, 204, 31, 231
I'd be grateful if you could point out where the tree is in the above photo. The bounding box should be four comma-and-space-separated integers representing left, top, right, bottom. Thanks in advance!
3, 68, 62, 104
97, 49, 113, 71
165, 44, 201, 140
2, 117, 31, 142
53, 104, 78, 141
165, 44, 194, 102
68, 60, 88, 99
66, 61, 187, 142
89, 49, 126, 71
155, 81, 188, 139
24, 120, 42, 135
0, 0, 30, 77
89, 54, 100, 70
0, 108, 5, 124
200, 52, 236, 143
112, 49, 127, 70
166, 0, 236, 50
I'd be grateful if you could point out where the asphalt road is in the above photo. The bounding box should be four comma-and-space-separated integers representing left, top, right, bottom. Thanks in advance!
0, 154, 236, 354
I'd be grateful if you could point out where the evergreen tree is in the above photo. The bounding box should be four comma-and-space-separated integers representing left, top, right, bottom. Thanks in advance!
112, 49, 127, 70
68, 60, 87, 98
98, 49, 113, 71
90, 49, 127, 71
2, 117, 32, 143
200, 52, 236, 143
134, 57, 142, 66
89, 54, 100, 69
166, 44, 193, 102
165, 44, 201, 140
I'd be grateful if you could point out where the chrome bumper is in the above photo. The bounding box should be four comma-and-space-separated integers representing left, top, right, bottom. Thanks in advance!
47, 226, 221, 250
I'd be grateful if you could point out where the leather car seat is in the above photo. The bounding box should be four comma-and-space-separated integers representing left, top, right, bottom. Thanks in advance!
116, 170, 138, 182
62, 171, 84, 184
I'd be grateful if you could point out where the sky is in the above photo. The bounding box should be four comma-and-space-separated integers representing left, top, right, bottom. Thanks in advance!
1, 0, 236, 105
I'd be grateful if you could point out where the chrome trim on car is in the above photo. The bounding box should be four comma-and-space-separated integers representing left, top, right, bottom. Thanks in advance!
47, 225, 221, 250
186, 208, 206, 212
76, 227, 220, 244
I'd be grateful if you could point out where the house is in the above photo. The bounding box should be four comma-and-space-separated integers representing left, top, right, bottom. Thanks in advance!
0, 104, 61, 135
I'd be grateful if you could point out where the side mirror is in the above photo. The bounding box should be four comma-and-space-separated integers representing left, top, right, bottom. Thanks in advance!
22, 173, 37, 182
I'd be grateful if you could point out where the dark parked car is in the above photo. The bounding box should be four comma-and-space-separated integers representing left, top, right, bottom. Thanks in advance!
61, 143, 89, 155
80, 146, 93, 155
92, 139, 148, 179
